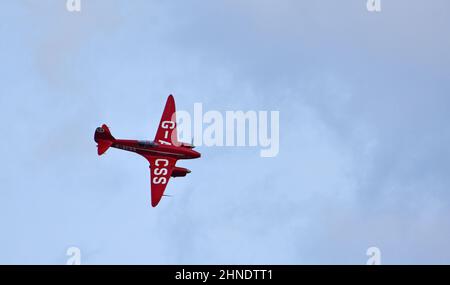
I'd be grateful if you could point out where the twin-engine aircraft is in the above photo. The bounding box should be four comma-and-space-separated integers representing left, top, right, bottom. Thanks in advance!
94, 95, 201, 207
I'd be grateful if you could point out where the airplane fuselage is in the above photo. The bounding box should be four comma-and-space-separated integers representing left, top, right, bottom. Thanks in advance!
111, 139, 201, 160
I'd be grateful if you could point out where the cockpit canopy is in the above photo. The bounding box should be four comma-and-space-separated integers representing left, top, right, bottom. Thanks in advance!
138, 140, 157, 147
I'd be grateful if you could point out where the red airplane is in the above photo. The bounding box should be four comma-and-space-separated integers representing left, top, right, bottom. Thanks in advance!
94, 95, 201, 207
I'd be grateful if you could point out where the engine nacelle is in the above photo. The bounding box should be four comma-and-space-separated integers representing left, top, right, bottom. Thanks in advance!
171, 166, 191, 177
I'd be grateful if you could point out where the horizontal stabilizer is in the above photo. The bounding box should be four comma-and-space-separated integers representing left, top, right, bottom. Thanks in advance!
97, 139, 113, 155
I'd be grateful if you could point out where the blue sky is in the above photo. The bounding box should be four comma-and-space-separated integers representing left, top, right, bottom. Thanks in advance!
1, 0, 450, 264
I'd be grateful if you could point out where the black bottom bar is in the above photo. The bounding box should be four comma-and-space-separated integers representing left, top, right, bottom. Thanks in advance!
1, 265, 448, 283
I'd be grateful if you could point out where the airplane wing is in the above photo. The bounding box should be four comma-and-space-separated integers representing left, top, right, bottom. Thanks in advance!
146, 156, 177, 207
154, 95, 178, 146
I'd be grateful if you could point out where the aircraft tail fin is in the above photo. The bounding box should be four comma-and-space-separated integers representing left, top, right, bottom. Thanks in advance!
94, 124, 115, 155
